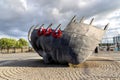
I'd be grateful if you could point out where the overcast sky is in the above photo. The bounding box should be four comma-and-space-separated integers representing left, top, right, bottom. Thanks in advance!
0, 0, 120, 42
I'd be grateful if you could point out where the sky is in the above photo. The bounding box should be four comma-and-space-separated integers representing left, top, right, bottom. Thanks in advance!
0, 0, 120, 43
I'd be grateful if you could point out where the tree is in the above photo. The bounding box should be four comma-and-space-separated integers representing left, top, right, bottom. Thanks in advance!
18, 38, 28, 47
0, 38, 17, 53
0, 38, 28, 48
0, 38, 29, 53
0, 38, 16, 48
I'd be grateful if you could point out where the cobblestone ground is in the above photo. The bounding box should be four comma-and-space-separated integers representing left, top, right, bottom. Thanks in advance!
0, 52, 120, 80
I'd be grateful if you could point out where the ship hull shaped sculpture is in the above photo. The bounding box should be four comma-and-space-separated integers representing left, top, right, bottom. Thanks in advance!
28, 16, 108, 64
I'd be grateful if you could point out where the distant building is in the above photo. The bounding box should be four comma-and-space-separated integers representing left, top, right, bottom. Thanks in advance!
113, 36, 120, 51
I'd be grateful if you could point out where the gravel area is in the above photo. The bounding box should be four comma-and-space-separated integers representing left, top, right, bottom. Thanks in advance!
0, 52, 120, 80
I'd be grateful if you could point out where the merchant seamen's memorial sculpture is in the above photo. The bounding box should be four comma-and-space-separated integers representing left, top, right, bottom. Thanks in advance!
28, 15, 109, 65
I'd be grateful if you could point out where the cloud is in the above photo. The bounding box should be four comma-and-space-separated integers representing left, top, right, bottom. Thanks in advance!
0, 0, 120, 42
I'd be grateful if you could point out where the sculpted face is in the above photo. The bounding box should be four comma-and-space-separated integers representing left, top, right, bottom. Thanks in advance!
28, 16, 108, 64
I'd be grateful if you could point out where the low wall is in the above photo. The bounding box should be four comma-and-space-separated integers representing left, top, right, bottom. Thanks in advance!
0, 47, 35, 53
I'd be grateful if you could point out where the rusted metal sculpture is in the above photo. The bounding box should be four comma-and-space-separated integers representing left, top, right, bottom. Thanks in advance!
28, 16, 108, 64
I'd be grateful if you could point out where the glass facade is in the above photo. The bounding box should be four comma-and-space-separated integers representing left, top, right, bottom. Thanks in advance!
113, 36, 120, 51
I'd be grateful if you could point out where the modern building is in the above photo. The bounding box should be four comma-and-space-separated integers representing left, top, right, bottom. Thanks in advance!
113, 36, 120, 51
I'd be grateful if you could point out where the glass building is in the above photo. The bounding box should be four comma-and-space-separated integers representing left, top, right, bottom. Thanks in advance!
113, 36, 120, 51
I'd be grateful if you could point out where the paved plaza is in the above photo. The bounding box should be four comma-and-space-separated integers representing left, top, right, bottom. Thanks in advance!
0, 52, 120, 80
